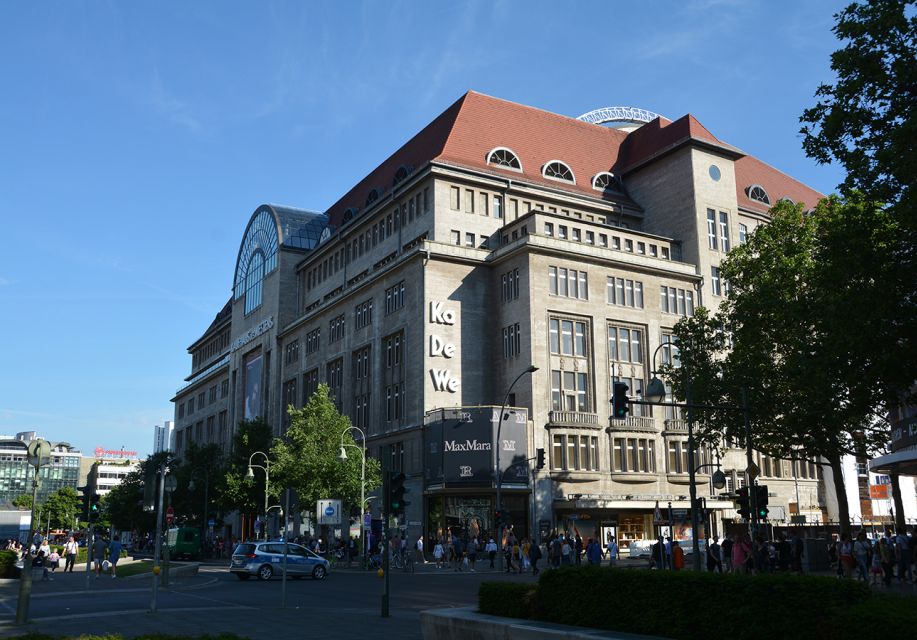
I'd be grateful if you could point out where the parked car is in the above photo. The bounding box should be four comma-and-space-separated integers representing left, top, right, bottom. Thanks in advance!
230, 541, 329, 581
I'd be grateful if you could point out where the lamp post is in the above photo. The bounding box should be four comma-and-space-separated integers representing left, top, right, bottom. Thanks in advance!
494, 364, 538, 573
16, 439, 50, 625
246, 452, 270, 540
645, 342, 702, 572
338, 425, 367, 568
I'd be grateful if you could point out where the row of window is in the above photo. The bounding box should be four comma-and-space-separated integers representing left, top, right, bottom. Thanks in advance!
306, 188, 429, 292
485, 147, 623, 194
175, 410, 229, 453
502, 323, 522, 359
177, 379, 230, 419
449, 229, 490, 249
191, 327, 230, 371
659, 286, 695, 316
549, 266, 588, 300
449, 186, 505, 220
501, 268, 520, 302
549, 434, 708, 474
706, 209, 731, 252
548, 266, 695, 314
545, 222, 671, 259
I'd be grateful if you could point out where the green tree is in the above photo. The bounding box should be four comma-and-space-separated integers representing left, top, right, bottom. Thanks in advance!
105, 451, 172, 534
11, 494, 32, 509
221, 418, 277, 517
170, 442, 225, 528
42, 487, 79, 531
271, 385, 381, 520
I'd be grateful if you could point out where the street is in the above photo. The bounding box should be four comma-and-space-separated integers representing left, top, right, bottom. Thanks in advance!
0, 560, 535, 639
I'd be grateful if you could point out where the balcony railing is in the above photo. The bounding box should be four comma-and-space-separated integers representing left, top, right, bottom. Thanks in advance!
608, 415, 656, 431
548, 411, 599, 427
664, 419, 689, 432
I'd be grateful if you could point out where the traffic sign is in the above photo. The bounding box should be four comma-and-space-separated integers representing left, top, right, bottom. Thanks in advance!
363, 513, 371, 529
208, 519, 215, 527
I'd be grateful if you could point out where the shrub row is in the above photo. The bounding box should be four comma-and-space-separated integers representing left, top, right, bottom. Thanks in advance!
479, 566, 917, 640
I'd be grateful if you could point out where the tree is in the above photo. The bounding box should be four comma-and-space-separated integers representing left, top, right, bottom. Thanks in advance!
11, 494, 32, 509
710, 198, 900, 532
800, 0, 916, 226
271, 385, 381, 522
41, 487, 79, 531
221, 418, 277, 517
106, 451, 172, 534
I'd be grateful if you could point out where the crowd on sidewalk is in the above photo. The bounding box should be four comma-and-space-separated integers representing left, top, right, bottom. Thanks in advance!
4, 530, 127, 581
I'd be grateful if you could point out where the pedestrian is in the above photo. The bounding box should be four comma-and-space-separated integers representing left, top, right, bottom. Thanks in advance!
790, 531, 804, 574
92, 535, 108, 578
776, 534, 791, 572
63, 536, 78, 573
109, 536, 124, 578
664, 537, 673, 570
415, 535, 424, 564
529, 538, 542, 575
504, 537, 516, 573
853, 532, 871, 582
733, 535, 753, 574
706, 536, 722, 573
894, 528, 913, 583
550, 536, 562, 568
433, 539, 444, 568
520, 539, 530, 573
870, 539, 883, 586
838, 533, 855, 579
48, 547, 60, 574
878, 530, 895, 586
574, 535, 583, 566
33, 550, 51, 581
560, 537, 572, 566
606, 537, 619, 568
467, 537, 478, 571
585, 538, 603, 566
672, 542, 685, 571
485, 538, 497, 569
721, 535, 734, 573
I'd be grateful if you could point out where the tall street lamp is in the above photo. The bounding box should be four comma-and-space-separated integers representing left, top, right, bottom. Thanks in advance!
494, 364, 538, 573
338, 425, 367, 567
644, 343, 703, 571
246, 451, 270, 540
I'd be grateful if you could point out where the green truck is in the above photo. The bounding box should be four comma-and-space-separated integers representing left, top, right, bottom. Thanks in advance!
166, 527, 202, 560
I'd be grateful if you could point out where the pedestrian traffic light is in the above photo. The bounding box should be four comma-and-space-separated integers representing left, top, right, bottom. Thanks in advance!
536, 448, 546, 470
388, 472, 409, 517
89, 493, 101, 522
77, 485, 90, 521
755, 484, 769, 519
736, 486, 750, 520
612, 382, 630, 419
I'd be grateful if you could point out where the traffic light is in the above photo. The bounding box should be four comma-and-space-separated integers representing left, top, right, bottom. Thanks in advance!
755, 485, 769, 519
612, 382, 630, 419
77, 486, 89, 521
142, 468, 157, 512
89, 493, 101, 522
736, 486, 750, 520
388, 472, 409, 517
494, 509, 512, 527
536, 448, 546, 470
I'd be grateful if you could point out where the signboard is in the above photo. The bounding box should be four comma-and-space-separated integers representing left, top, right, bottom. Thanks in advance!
422, 407, 529, 487
891, 416, 917, 453
870, 484, 890, 500
94, 447, 138, 459
317, 499, 342, 526
363, 513, 371, 529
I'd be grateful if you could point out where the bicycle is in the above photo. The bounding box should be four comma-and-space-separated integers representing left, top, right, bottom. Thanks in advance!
402, 551, 415, 573
368, 553, 382, 571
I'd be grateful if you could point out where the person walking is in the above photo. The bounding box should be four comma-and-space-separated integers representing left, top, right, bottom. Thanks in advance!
706, 536, 722, 573
560, 537, 573, 566
853, 532, 871, 582
528, 539, 542, 575
838, 533, 855, 579
467, 537, 478, 571
878, 530, 895, 586
433, 538, 445, 569
671, 542, 685, 571
894, 528, 913, 583
109, 536, 124, 578
790, 531, 804, 574
63, 536, 78, 573
415, 535, 424, 564
585, 538, 603, 566
92, 535, 108, 578
733, 535, 753, 574
606, 538, 619, 568
485, 538, 497, 569
721, 535, 734, 573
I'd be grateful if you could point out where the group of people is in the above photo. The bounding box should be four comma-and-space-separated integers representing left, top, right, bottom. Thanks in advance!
833, 528, 915, 586
4, 532, 126, 580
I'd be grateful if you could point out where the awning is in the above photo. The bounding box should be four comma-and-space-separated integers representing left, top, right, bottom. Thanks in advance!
869, 447, 917, 476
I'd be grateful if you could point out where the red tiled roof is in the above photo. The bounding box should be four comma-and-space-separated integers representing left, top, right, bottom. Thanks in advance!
735, 155, 824, 214
324, 91, 822, 226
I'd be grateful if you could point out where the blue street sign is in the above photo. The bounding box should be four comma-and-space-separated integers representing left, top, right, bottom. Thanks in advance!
324, 505, 335, 517
363, 513, 371, 528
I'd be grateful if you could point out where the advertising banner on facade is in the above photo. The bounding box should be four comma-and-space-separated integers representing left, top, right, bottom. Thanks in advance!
243, 351, 263, 420
423, 407, 529, 487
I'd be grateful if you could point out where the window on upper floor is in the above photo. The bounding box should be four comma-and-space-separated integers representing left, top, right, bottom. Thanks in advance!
707, 209, 718, 250
592, 172, 618, 192
366, 188, 380, 207
393, 165, 411, 186
549, 266, 588, 300
486, 147, 522, 171
660, 286, 694, 316
549, 317, 588, 357
542, 160, 575, 183
551, 369, 590, 412
612, 437, 656, 473
746, 185, 770, 205
719, 211, 730, 252
739, 223, 749, 245
607, 276, 644, 308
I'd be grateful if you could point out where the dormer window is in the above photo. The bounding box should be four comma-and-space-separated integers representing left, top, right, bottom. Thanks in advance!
778, 196, 796, 205
486, 147, 522, 171
393, 165, 412, 186
592, 172, 619, 191
746, 185, 770, 205
366, 188, 381, 207
343, 207, 358, 223
543, 161, 575, 184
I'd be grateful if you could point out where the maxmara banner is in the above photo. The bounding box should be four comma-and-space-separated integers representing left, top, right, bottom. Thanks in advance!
423, 406, 529, 487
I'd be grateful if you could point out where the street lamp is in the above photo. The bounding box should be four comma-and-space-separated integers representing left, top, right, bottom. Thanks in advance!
494, 364, 538, 572
646, 343, 702, 572
338, 425, 367, 568
247, 451, 270, 540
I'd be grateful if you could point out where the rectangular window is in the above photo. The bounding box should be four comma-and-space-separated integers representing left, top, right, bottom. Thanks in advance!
384, 331, 403, 368
384, 281, 405, 315
549, 318, 588, 356
660, 286, 695, 316
637, 242, 645, 255
326, 359, 344, 409
355, 299, 373, 330
209, 385, 217, 404
450, 230, 460, 245
719, 211, 730, 252
493, 195, 503, 219
329, 314, 346, 343
548, 266, 587, 300
450, 186, 460, 210
502, 268, 520, 301
550, 369, 590, 412
479, 192, 488, 216
464, 189, 474, 213
424, 187, 430, 212
545, 222, 554, 237
607, 277, 644, 308
711, 266, 722, 296
502, 323, 522, 358
585, 230, 594, 245
707, 209, 718, 250
305, 328, 321, 354
558, 226, 568, 239
352, 346, 371, 381
465, 232, 475, 247
353, 393, 371, 431
599, 234, 608, 247
552, 434, 565, 470
178, 403, 185, 419
284, 340, 300, 366
668, 441, 680, 473
739, 223, 748, 245
303, 369, 319, 404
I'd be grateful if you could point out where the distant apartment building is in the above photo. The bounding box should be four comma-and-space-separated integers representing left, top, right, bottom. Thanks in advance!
153, 421, 175, 453
0, 432, 81, 505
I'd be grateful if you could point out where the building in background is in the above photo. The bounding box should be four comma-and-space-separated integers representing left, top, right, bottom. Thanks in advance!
79, 446, 142, 497
0, 432, 81, 505
170, 92, 862, 545
153, 421, 175, 453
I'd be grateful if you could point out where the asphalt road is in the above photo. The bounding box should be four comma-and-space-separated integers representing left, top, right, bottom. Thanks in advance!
0, 561, 536, 639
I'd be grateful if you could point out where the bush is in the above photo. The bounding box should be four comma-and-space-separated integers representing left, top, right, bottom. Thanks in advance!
0, 550, 19, 578
478, 582, 535, 619
479, 566, 914, 640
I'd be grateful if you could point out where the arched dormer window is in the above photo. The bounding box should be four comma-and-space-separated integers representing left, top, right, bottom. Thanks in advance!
778, 196, 796, 205
343, 207, 358, 223
365, 188, 381, 207
746, 184, 770, 205
592, 172, 619, 192
486, 147, 522, 171
393, 165, 412, 186
542, 160, 575, 184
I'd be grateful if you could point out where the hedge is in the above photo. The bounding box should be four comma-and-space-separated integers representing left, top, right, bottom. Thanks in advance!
0, 550, 18, 578
479, 566, 917, 640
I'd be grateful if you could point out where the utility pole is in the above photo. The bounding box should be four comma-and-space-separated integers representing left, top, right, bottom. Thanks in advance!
17, 439, 50, 625
381, 470, 390, 618
150, 465, 166, 613
742, 388, 759, 538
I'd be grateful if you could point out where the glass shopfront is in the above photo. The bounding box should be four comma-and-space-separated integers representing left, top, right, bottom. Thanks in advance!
425, 494, 530, 545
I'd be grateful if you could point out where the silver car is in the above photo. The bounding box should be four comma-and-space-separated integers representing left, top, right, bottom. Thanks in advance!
230, 541, 330, 581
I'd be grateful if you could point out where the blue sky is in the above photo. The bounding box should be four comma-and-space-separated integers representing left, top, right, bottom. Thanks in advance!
0, 0, 849, 457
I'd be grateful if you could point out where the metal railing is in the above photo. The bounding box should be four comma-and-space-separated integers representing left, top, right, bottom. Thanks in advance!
548, 411, 599, 426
